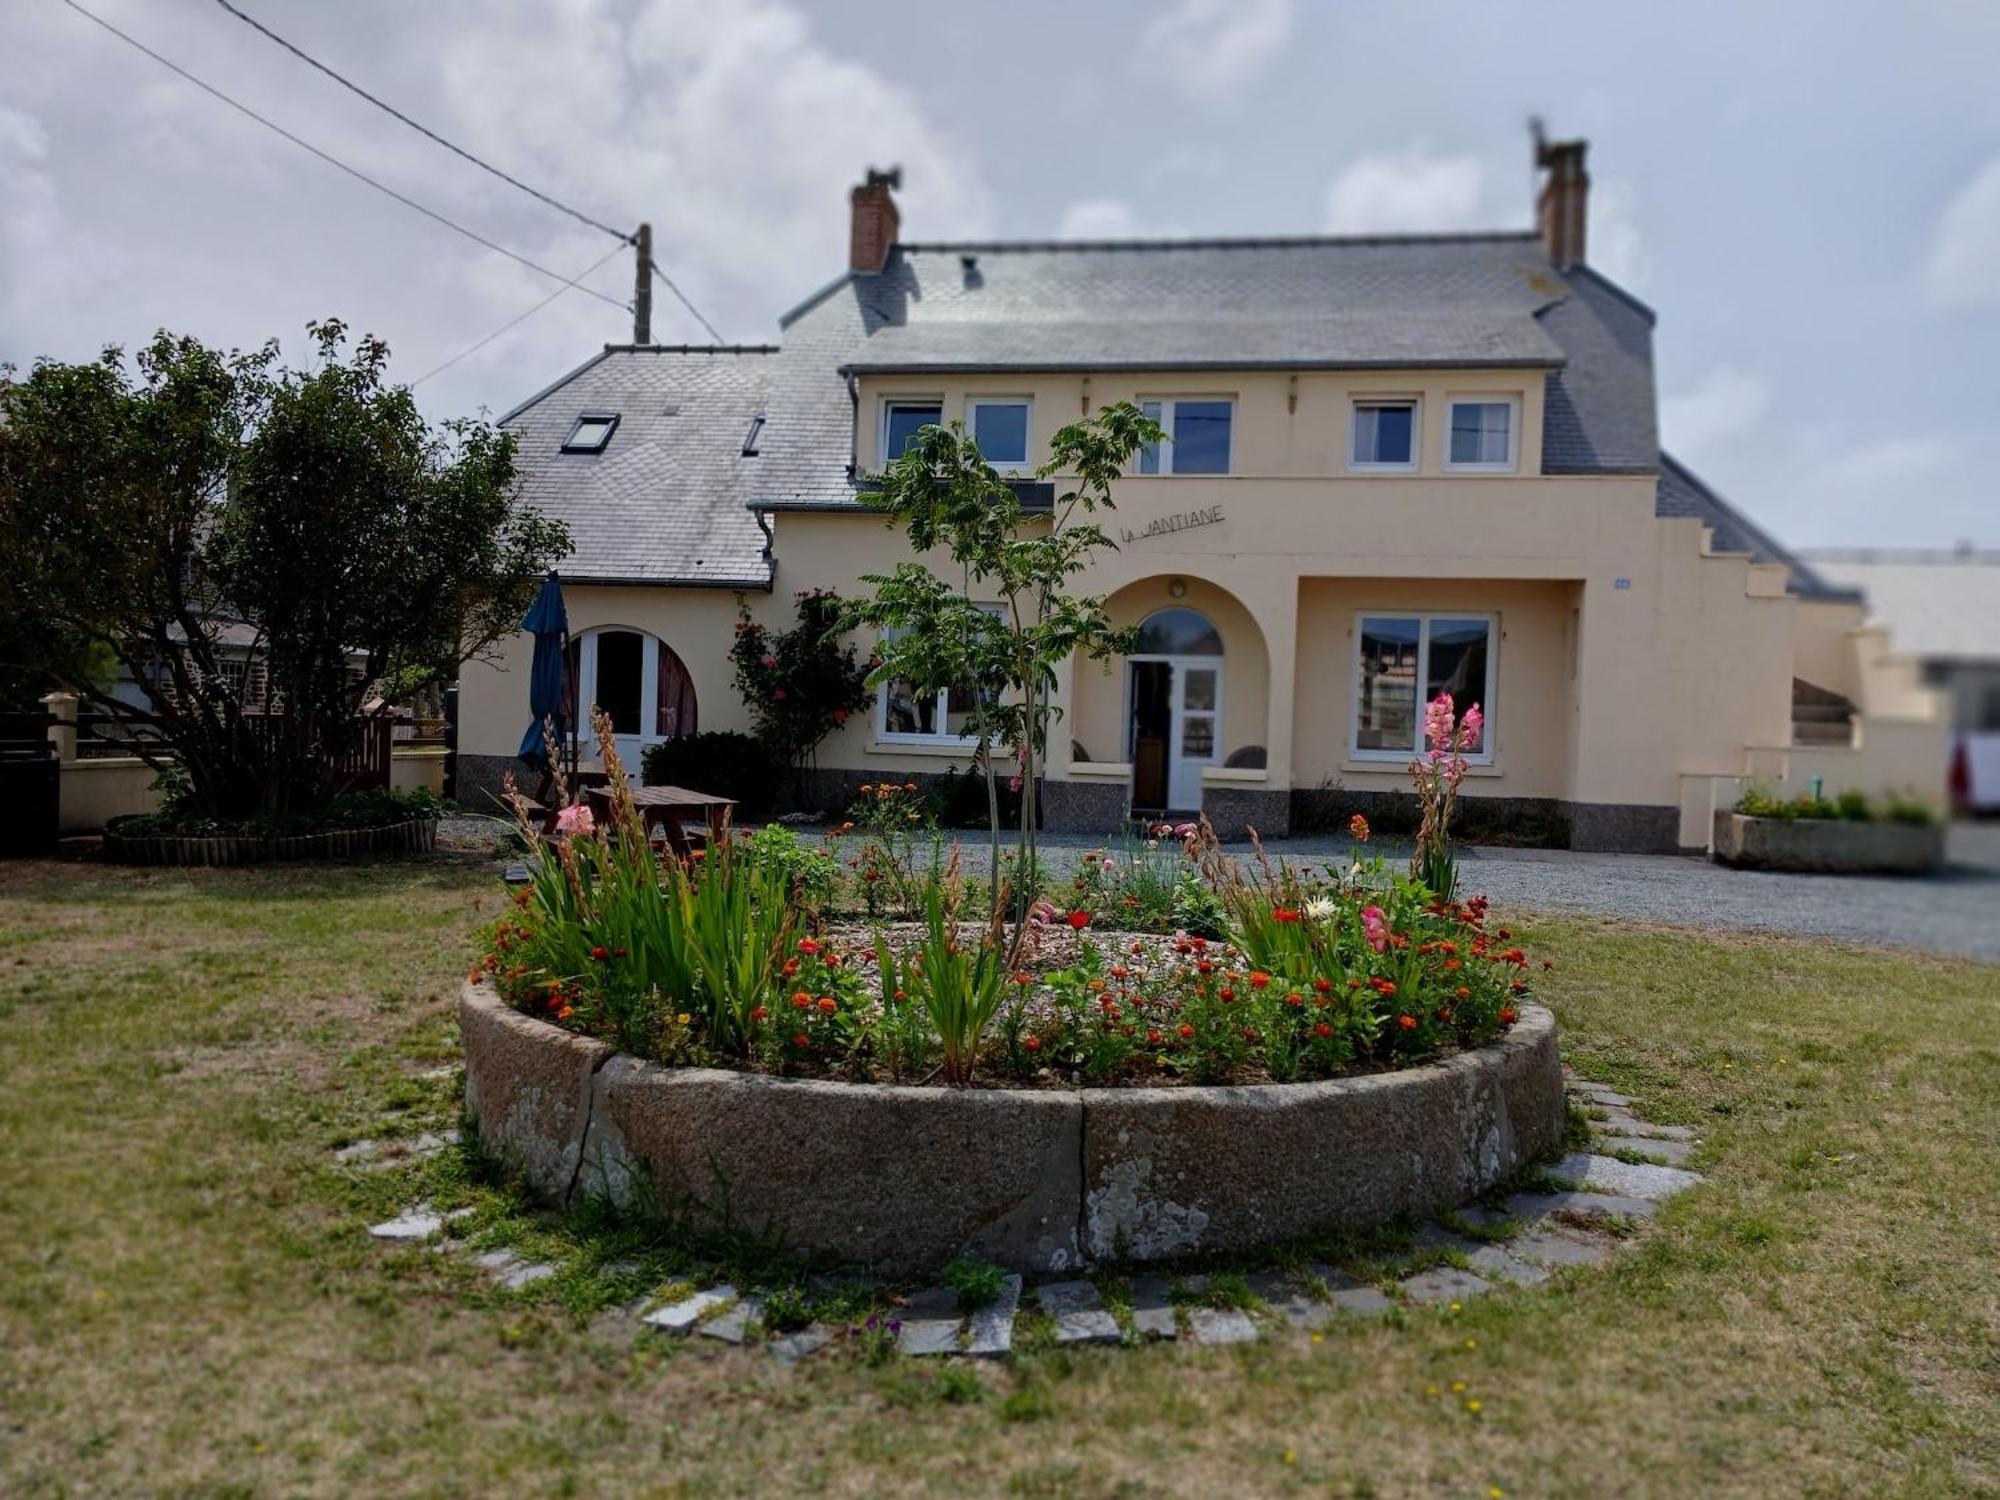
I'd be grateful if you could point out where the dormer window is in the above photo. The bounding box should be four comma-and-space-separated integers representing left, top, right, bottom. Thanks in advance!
969, 398, 1030, 469
882, 399, 943, 462
562, 412, 619, 454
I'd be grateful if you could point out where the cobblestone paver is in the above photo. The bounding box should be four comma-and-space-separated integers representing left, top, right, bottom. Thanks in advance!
359, 1065, 1704, 1362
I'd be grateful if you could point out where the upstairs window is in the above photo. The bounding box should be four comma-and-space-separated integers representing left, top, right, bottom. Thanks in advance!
562, 412, 619, 454
882, 400, 942, 462
1446, 398, 1517, 471
1137, 398, 1233, 475
969, 398, 1031, 468
1350, 400, 1417, 470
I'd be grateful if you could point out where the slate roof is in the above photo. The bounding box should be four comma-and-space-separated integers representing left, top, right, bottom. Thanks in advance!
499, 345, 775, 587
747, 232, 1660, 510
1796, 550, 2000, 660
1656, 453, 1857, 602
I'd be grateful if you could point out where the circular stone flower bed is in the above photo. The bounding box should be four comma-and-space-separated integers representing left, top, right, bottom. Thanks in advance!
103, 815, 438, 866
459, 978, 1564, 1276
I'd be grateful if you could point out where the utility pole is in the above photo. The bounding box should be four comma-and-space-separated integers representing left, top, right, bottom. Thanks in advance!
632, 222, 653, 345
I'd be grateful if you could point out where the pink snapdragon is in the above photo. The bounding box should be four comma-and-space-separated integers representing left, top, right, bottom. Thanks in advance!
1361, 904, 1390, 954
554, 803, 595, 837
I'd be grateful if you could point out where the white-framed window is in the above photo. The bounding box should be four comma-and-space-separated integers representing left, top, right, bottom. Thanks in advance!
874, 612, 1001, 745
1351, 612, 1496, 761
562, 412, 619, 454
881, 399, 943, 464
1445, 397, 1518, 472
1137, 398, 1233, 475
968, 397, 1031, 469
1348, 398, 1419, 471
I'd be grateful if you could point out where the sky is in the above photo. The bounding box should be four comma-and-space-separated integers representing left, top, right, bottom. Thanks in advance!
2, 0, 1997, 548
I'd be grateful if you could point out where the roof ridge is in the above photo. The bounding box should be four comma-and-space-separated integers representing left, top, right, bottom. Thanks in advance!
896, 230, 1543, 255
599, 343, 781, 355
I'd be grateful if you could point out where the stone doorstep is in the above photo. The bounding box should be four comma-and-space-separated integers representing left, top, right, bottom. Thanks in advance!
769, 1325, 833, 1364
1596, 1134, 1696, 1165
1127, 1276, 1178, 1340
897, 1285, 965, 1356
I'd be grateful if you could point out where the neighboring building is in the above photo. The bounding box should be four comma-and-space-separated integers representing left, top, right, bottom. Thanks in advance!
1800, 546, 2000, 810
457, 138, 1944, 850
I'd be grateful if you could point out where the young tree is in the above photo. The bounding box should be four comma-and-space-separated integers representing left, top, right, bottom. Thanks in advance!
0, 322, 568, 817
849, 402, 1160, 929
727, 588, 875, 805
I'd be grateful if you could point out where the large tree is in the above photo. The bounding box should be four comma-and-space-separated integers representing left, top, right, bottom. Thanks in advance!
0, 321, 568, 817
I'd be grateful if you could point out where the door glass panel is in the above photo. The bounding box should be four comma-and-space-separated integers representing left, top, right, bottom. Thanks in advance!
594, 631, 642, 736
1182, 668, 1217, 713
1180, 715, 1215, 759
1356, 616, 1420, 751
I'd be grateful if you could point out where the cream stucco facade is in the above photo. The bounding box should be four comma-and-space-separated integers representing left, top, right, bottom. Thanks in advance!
457, 362, 1944, 849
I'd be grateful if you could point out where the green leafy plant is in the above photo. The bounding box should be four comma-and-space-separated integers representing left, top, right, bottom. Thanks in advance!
943, 1256, 1008, 1311
888, 856, 1011, 1086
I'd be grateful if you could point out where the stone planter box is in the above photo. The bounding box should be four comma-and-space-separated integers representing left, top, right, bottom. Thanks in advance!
459, 981, 1565, 1277
1711, 810, 1943, 875
103, 816, 438, 867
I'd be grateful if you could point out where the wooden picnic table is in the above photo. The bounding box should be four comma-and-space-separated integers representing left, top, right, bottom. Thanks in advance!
584, 782, 735, 859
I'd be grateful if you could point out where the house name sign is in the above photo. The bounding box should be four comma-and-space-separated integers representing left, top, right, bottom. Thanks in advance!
1120, 504, 1225, 545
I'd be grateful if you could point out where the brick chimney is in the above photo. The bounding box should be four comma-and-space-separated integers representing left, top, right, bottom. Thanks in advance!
849, 166, 902, 276
1533, 129, 1589, 269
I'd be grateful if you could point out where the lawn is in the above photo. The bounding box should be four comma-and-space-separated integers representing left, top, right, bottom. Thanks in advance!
0, 857, 1994, 1498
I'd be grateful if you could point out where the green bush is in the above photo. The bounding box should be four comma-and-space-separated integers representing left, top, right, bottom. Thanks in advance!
1736, 780, 1936, 827
1836, 789, 1872, 822
1884, 795, 1936, 827
926, 764, 1021, 830
640, 732, 775, 818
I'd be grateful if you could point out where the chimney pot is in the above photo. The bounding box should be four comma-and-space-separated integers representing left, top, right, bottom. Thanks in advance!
1534, 132, 1589, 269
850, 165, 902, 276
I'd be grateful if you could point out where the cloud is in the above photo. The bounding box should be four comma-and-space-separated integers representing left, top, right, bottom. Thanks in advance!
1923, 155, 2000, 307
1056, 199, 1141, 239
1140, 0, 1292, 104
1324, 148, 1488, 234
1587, 178, 1651, 292
1660, 366, 1774, 460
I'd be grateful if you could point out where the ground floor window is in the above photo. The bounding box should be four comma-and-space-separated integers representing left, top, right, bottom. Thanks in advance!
875, 625, 989, 744
1352, 613, 1494, 759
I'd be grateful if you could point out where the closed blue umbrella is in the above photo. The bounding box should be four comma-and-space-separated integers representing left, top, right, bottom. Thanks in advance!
517, 573, 571, 767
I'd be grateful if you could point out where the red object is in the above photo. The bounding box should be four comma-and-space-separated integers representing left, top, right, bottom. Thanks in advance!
1066, 910, 1091, 929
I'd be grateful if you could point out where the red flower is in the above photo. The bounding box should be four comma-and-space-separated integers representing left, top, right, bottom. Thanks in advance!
1249, 971, 1271, 990
817, 996, 837, 1013
750, 1005, 768, 1021
1498, 1007, 1517, 1025
793, 1032, 810, 1047
1313, 977, 1333, 994
1272, 907, 1301, 924
782, 957, 800, 977
1349, 813, 1371, 842
1314, 1022, 1333, 1038
1147, 1029, 1163, 1044
1285, 991, 1303, 1008
590, 945, 610, 961
797, 938, 820, 955
1024, 1035, 1042, 1052
1455, 986, 1471, 999
1219, 986, 1236, 1002
1066, 910, 1091, 930
1397, 1014, 1417, 1031
1178, 1023, 1195, 1040
792, 991, 812, 1009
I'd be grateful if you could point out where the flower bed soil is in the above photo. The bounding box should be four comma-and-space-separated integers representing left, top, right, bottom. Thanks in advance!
103, 816, 438, 867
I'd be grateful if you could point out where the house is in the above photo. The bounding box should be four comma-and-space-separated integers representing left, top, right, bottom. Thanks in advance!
455, 136, 1944, 850
1799, 545, 2000, 810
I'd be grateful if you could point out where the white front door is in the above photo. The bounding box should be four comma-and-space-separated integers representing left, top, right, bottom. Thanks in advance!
1169, 658, 1221, 808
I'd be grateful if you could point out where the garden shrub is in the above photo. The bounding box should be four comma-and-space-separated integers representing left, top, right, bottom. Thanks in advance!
640, 731, 775, 818
111, 785, 446, 838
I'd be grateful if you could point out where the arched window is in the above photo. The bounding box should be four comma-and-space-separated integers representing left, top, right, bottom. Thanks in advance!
1134, 607, 1223, 657
565, 628, 698, 744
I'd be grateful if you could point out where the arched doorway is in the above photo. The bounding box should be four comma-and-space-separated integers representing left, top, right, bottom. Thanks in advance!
565, 627, 697, 769
1127, 607, 1223, 812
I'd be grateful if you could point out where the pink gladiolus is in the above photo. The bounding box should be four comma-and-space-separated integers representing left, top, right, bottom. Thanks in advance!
762, 654, 778, 669
1361, 904, 1390, 954
1425, 692, 1456, 752
1008, 775, 1023, 792
554, 803, 595, 837
1458, 702, 1484, 751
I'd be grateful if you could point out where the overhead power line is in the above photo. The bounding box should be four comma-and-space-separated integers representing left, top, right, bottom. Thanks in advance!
210, 0, 631, 245
58, 0, 630, 315
412, 241, 629, 388
653, 261, 724, 344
